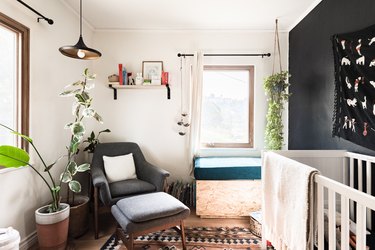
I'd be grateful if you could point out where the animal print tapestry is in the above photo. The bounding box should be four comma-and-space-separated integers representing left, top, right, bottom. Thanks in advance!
332, 24, 375, 150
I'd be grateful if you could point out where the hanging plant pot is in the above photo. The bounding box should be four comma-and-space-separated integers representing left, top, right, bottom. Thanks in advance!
264, 20, 291, 150
35, 203, 70, 250
264, 71, 291, 150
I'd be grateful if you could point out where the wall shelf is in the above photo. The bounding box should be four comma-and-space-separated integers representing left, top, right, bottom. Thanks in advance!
108, 83, 170, 100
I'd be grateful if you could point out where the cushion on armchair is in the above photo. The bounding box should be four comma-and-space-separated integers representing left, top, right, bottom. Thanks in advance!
103, 153, 137, 183
109, 179, 156, 198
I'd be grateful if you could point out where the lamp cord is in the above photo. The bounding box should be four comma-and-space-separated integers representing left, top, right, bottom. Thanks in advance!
80, 0, 82, 36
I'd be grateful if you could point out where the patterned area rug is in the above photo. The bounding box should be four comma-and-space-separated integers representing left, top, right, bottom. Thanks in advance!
101, 226, 262, 250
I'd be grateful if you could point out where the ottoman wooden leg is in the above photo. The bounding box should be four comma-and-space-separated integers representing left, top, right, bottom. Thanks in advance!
117, 227, 134, 250
125, 233, 134, 250
180, 220, 187, 250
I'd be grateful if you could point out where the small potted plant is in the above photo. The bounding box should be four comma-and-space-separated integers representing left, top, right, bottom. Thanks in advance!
264, 71, 291, 150
83, 129, 111, 153
0, 68, 102, 248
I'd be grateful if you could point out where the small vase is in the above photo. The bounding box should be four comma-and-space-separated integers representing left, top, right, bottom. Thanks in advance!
35, 203, 70, 250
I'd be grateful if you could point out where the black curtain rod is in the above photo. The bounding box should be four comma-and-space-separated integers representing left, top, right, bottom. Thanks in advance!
17, 0, 53, 25
177, 53, 271, 58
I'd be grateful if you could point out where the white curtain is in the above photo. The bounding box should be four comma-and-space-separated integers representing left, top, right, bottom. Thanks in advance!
187, 51, 204, 174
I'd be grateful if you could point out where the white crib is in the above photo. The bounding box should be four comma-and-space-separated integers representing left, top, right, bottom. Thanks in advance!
262, 150, 375, 250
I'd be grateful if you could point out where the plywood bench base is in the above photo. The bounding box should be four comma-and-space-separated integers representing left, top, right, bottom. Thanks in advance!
196, 180, 261, 218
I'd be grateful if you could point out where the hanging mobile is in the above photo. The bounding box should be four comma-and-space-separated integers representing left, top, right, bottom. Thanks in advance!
177, 56, 190, 135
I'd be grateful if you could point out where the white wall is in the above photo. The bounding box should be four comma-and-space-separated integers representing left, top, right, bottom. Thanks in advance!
0, 0, 93, 244
92, 30, 288, 181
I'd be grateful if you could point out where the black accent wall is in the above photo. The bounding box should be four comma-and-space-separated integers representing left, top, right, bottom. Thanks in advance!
289, 0, 375, 155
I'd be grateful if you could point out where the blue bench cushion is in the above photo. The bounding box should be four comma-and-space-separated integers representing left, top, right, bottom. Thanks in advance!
194, 157, 261, 180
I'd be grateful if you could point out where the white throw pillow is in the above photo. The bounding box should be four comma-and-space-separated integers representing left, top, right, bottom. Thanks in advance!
103, 153, 137, 183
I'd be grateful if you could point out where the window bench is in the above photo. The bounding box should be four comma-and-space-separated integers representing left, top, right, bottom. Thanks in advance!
194, 157, 262, 218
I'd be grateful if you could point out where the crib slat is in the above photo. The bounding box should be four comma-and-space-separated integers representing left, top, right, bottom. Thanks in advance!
356, 204, 367, 250
328, 189, 336, 250
366, 160, 372, 230
358, 160, 363, 192
349, 157, 354, 220
341, 195, 350, 250
343, 157, 349, 185
317, 183, 325, 250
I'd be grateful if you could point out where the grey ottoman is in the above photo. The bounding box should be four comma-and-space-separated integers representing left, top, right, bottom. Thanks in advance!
111, 192, 190, 250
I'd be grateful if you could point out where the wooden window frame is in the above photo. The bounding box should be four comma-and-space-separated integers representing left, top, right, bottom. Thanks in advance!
201, 65, 254, 149
0, 12, 30, 150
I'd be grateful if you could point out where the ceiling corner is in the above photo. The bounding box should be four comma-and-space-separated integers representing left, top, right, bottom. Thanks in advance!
287, 0, 322, 32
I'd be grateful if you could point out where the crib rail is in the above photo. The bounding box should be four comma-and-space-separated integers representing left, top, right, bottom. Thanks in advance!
345, 152, 375, 230
315, 175, 375, 250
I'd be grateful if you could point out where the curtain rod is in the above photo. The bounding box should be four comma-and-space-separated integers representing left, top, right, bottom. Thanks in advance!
17, 0, 53, 25
177, 53, 271, 58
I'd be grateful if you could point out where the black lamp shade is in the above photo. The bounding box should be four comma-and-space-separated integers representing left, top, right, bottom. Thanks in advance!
59, 36, 101, 60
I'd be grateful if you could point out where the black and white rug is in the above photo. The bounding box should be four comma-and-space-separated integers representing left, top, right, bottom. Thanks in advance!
100, 226, 262, 250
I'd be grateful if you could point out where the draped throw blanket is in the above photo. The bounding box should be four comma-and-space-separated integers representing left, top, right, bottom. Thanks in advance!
332, 24, 375, 150
262, 152, 319, 250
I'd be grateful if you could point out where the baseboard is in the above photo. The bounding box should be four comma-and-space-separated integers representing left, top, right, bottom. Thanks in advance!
20, 231, 37, 250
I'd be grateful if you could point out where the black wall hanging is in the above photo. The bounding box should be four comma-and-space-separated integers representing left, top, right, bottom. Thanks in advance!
332, 24, 375, 150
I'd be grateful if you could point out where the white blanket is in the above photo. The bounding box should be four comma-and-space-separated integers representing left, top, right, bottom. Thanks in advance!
262, 152, 319, 250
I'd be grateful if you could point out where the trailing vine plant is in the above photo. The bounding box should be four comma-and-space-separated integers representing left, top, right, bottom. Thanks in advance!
264, 19, 291, 150
264, 71, 291, 150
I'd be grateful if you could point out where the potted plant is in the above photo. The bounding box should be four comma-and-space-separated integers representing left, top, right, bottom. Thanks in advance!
63, 129, 110, 238
66, 129, 111, 238
82, 129, 111, 161
83, 129, 111, 154
264, 71, 291, 150
0, 68, 102, 249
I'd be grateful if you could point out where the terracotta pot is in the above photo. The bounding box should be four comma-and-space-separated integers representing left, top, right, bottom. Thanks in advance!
35, 203, 70, 250
67, 195, 89, 238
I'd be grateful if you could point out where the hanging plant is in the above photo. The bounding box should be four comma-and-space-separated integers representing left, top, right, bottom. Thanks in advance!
264, 71, 291, 150
264, 19, 291, 150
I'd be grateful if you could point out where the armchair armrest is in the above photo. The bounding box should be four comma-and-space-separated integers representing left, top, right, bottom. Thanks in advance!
91, 165, 112, 205
138, 161, 170, 191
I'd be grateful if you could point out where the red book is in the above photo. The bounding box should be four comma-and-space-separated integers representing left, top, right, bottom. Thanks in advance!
162, 72, 169, 85
118, 64, 123, 85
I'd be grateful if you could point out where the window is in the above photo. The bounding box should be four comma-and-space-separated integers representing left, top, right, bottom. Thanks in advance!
0, 12, 29, 151
200, 65, 254, 148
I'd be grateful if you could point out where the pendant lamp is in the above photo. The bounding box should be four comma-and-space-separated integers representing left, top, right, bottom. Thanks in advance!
59, 0, 101, 60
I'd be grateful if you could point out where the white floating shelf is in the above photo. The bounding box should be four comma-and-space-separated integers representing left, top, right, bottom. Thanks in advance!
108, 83, 170, 100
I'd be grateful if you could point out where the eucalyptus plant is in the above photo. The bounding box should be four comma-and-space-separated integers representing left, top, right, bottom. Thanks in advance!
264, 71, 291, 150
0, 68, 102, 213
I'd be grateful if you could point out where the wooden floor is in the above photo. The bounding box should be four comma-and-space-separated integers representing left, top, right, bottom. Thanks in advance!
31, 210, 250, 249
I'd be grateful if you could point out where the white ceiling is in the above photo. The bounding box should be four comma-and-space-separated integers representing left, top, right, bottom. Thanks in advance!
61, 0, 321, 31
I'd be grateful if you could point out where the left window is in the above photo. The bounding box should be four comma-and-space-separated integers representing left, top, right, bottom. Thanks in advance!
0, 12, 29, 153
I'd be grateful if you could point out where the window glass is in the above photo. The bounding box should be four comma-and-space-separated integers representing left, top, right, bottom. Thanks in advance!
0, 24, 17, 146
0, 13, 29, 170
201, 66, 254, 148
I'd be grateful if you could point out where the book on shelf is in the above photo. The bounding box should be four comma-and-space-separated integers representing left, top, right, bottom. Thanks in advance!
122, 67, 127, 85
118, 64, 123, 85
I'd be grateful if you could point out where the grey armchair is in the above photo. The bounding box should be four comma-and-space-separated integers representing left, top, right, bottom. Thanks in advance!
91, 142, 170, 239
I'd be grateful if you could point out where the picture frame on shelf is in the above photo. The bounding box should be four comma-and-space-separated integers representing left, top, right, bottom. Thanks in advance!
142, 61, 163, 85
